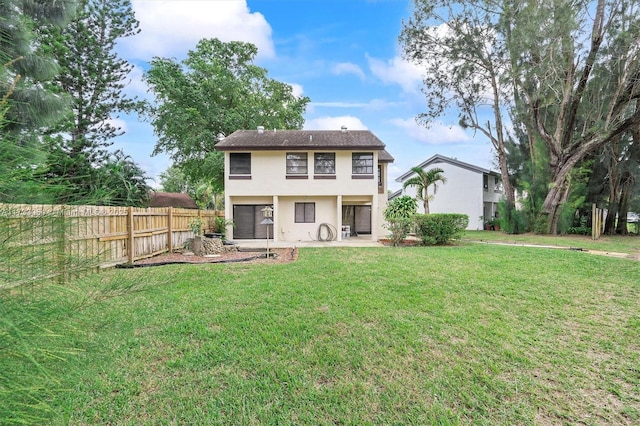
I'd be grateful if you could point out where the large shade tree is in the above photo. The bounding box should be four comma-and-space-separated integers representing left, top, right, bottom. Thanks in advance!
400, 0, 516, 218
402, 166, 446, 214
144, 38, 310, 189
504, 0, 640, 233
402, 0, 640, 234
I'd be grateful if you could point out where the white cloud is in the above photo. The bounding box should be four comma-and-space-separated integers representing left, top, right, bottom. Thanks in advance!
332, 62, 366, 80
289, 83, 304, 98
125, 64, 149, 97
123, 1, 274, 60
367, 54, 423, 93
389, 118, 471, 144
304, 116, 368, 131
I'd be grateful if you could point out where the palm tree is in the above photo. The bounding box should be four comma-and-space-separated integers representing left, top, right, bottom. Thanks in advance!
402, 167, 446, 214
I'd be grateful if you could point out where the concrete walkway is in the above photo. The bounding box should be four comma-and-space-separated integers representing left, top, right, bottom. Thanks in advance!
231, 235, 384, 249
464, 239, 637, 260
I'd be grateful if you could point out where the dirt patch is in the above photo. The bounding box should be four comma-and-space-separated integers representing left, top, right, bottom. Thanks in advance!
126, 247, 297, 267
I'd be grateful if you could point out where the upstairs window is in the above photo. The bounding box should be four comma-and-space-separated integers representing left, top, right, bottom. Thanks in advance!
230, 153, 251, 175
494, 177, 503, 192
483, 174, 489, 190
314, 153, 335, 174
352, 152, 373, 174
286, 153, 308, 174
295, 202, 315, 223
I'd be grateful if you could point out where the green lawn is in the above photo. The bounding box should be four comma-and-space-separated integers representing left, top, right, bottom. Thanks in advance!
6, 243, 640, 425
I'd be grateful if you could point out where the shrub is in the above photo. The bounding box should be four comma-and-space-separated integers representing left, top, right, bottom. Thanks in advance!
414, 213, 468, 245
189, 216, 205, 236
383, 196, 418, 246
498, 200, 527, 234
384, 218, 413, 247
383, 196, 417, 221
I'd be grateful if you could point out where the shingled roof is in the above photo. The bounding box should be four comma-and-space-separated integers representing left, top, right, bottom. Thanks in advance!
215, 129, 394, 162
216, 129, 385, 151
149, 192, 198, 209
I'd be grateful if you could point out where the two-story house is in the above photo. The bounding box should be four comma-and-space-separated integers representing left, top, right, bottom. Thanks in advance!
215, 127, 394, 242
391, 154, 503, 230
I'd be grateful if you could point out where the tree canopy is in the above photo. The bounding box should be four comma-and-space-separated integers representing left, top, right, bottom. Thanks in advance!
40, 0, 148, 206
402, 0, 640, 234
144, 38, 310, 189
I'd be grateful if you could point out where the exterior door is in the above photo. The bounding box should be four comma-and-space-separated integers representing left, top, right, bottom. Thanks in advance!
233, 205, 271, 239
342, 205, 372, 236
354, 206, 372, 235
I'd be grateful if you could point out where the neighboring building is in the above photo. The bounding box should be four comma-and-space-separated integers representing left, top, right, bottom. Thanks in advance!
149, 192, 198, 209
393, 154, 503, 230
215, 127, 394, 242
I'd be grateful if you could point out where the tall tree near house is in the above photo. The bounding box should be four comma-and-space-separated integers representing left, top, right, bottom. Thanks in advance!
39, 0, 142, 204
144, 38, 310, 189
400, 0, 516, 220
503, 0, 640, 234
402, 166, 446, 214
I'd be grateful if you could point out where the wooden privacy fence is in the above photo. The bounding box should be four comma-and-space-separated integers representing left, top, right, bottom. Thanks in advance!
0, 203, 221, 287
592, 203, 604, 240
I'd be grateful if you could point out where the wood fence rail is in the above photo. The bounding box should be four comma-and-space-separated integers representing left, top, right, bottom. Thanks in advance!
0, 203, 221, 288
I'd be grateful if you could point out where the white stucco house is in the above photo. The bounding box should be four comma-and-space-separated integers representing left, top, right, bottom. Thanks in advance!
392, 154, 504, 230
215, 127, 394, 242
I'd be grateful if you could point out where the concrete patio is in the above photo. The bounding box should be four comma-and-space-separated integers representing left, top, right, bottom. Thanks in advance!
232, 235, 384, 249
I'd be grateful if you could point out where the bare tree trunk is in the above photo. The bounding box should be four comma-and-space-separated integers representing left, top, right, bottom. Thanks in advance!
542, 147, 587, 234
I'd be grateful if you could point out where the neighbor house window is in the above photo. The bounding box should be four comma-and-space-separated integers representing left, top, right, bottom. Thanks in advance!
494, 177, 503, 192
314, 153, 335, 174
483, 174, 489, 190
230, 153, 251, 175
352, 152, 374, 174
286, 153, 308, 174
295, 202, 315, 223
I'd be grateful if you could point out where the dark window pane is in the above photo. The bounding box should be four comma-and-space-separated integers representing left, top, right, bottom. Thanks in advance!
295, 202, 315, 223
230, 153, 251, 174
352, 152, 373, 174
286, 153, 308, 174
314, 153, 335, 174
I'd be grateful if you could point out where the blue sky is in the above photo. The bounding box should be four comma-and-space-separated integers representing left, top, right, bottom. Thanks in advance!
114, 0, 497, 192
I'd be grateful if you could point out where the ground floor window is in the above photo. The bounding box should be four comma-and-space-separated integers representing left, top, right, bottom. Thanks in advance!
295, 202, 315, 223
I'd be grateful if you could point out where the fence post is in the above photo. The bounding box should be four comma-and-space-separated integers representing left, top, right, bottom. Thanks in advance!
167, 207, 173, 253
56, 206, 68, 284
127, 206, 134, 263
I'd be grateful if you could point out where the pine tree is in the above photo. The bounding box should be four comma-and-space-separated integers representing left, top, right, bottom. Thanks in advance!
41, 0, 147, 205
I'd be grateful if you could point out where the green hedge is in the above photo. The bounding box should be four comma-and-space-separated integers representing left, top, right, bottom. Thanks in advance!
414, 213, 469, 245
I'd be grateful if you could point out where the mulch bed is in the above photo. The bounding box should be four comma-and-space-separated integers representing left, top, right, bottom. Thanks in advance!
121, 247, 297, 268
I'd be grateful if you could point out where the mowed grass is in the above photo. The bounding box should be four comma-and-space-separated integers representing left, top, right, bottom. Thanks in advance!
40, 244, 640, 424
